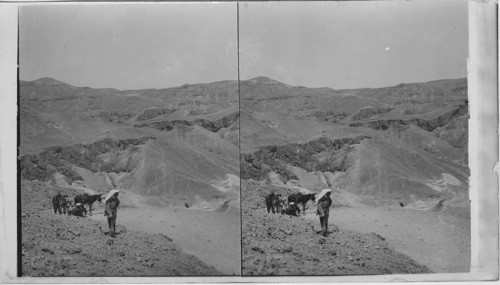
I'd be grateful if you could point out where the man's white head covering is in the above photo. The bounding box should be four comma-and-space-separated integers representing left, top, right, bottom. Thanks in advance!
104, 189, 120, 203
315, 189, 332, 204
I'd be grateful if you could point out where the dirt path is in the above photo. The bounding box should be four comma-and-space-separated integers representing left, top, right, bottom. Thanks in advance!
90, 206, 241, 275
303, 205, 470, 273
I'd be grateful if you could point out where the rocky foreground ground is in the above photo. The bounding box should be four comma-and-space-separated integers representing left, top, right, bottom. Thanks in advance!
242, 180, 431, 276
21, 180, 221, 276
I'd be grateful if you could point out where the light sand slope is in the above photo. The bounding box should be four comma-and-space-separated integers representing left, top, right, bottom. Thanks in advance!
303, 206, 470, 273
90, 207, 241, 275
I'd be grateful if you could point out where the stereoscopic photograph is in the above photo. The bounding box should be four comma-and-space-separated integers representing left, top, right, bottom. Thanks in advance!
18, 3, 240, 276
7, 0, 497, 282
239, 0, 470, 276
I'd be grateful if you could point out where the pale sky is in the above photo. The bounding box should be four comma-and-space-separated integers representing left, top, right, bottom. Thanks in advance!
20, 3, 238, 90
239, 0, 468, 89
20, 1, 468, 90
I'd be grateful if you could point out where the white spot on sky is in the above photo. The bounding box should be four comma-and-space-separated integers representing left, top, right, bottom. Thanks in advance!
385, 47, 390, 51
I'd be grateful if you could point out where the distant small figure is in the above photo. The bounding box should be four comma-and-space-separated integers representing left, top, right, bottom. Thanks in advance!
283, 202, 301, 217
52, 193, 70, 214
316, 189, 332, 237
69, 203, 87, 217
59, 195, 70, 214
104, 190, 120, 238
52, 193, 62, 214
66, 199, 76, 213
399, 202, 405, 207
272, 194, 282, 214
184, 202, 190, 208
279, 196, 287, 212
265, 192, 275, 213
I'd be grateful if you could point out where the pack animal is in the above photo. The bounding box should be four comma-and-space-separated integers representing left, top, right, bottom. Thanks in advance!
287, 193, 316, 214
283, 202, 301, 217
74, 193, 103, 214
69, 203, 87, 217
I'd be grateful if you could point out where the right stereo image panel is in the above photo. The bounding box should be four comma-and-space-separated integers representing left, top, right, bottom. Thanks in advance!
238, 0, 470, 276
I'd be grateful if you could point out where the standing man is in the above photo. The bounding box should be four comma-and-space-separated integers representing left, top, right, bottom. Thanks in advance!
316, 189, 332, 237
265, 192, 275, 213
104, 189, 120, 237
272, 194, 282, 214
52, 193, 61, 214
59, 194, 69, 214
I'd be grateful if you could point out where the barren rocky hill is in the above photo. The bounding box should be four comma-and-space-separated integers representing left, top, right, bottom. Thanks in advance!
19, 77, 241, 276
21, 180, 221, 276
241, 180, 431, 275
241, 76, 469, 208
20, 78, 240, 210
240, 76, 470, 274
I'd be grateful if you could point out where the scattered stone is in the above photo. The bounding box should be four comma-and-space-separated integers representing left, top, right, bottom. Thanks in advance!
41, 247, 54, 254
251, 246, 265, 254
71, 247, 82, 254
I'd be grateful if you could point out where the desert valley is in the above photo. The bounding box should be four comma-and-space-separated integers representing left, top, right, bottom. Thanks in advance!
18, 75, 470, 276
19, 77, 241, 275
240, 76, 469, 275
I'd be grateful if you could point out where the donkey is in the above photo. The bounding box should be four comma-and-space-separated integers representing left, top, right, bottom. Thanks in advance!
287, 193, 316, 214
74, 193, 103, 214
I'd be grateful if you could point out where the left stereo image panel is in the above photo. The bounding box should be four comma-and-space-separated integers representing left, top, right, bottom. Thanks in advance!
18, 3, 240, 277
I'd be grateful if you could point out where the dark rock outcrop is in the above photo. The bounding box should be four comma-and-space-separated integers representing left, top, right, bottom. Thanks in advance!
349, 104, 468, 132
19, 136, 156, 182
241, 135, 370, 182
135, 111, 239, 133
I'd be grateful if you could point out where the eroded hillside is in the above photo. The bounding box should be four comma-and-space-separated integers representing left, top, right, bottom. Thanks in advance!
240, 76, 469, 208
20, 78, 240, 210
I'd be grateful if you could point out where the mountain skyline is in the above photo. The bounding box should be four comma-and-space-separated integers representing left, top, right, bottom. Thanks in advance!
22, 75, 467, 92
19, 1, 467, 90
